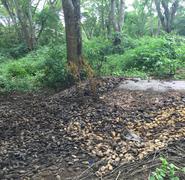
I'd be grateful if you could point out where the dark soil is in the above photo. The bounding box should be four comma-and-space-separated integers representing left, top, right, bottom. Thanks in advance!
0, 77, 185, 180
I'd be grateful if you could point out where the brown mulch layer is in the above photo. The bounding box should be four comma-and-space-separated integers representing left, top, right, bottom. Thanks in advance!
0, 77, 185, 180
74, 139, 185, 180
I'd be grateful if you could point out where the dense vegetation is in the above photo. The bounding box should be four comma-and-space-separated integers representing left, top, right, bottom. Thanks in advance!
0, 35, 185, 92
0, 0, 185, 92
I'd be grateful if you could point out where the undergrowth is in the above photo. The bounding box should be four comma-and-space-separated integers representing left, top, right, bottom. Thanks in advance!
0, 35, 185, 92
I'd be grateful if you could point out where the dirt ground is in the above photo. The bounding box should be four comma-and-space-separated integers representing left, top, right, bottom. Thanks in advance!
118, 79, 185, 92
0, 78, 185, 180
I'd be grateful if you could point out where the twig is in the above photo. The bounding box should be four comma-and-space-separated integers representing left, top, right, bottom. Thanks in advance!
74, 159, 104, 180
148, 150, 158, 178
115, 171, 121, 180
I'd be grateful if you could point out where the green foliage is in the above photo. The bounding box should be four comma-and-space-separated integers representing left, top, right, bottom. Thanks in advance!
0, 45, 74, 92
99, 54, 124, 75
0, 34, 185, 92
39, 45, 74, 88
111, 33, 137, 54
84, 36, 137, 75
176, 44, 185, 62
84, 35, 185, 79
150, 157, 185, 180
0, 53, 6, 63
121, 36, 183, 77
36, 2, 65, 46
0, 47, 49, 91
84, 37, 112, 74
0, 26, 27, 58
123, 69, 148, 79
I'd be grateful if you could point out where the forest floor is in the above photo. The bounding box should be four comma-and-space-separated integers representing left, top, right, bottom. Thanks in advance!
0, 78, 185, 180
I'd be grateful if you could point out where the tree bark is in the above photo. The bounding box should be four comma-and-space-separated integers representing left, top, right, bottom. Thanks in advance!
110, 0, 125, 32
110, 0, 119, 32
154, 0, 180, 33
157, 18, 161, 36
62, 0, 82, 78
118, 0, 125, 32
109, 0, 125, 45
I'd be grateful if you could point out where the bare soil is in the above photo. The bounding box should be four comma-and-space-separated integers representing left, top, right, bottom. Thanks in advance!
119, 79, 185, 92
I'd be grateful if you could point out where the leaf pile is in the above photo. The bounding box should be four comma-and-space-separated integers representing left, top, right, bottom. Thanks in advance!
65, 92, 185, 177
0, 78, 185, 179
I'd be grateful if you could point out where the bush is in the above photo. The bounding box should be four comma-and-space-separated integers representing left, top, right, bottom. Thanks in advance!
99, 54, 124, 75
176, 44, 185, 62
94, 35, 185, 78
0, 44, 75, 92
7, 44, 29, 58
84, 37, 112, 74
121, 36, 181, 77
1, 35, 185, 92
0, 53, 7, 63
84, 35, 136, 75
111, 32, 137, 54
40, 45, 74, 88
0, 46, 49, 91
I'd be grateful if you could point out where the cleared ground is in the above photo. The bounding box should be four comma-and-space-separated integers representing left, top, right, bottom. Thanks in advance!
119, 79, 185, 92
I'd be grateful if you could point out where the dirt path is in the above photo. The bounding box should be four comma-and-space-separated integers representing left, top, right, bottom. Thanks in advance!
119, 79, 185, 92
0, 78, 185, 180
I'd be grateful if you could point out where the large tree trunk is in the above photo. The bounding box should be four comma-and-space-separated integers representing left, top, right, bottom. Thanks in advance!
110, 0, 119, 32
154, 0, 180, 33
109, 0, 125, 45
118, 0, 125, 32
62, 0, 82, 79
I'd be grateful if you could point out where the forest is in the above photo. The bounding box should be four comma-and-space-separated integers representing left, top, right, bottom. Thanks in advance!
0, 0, 185, 179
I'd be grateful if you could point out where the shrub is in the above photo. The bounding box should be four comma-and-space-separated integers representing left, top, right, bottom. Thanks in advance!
123, 69, 148, 79
84, 37, 112, 74
111, 32, 137, 54
38, 45, 74, 88
99, 54, 124, 75
176, 44, 185, 62
40, 57, 73, 88
0, 46, 49, 91
0, 44, 74, 92
0, 53, 7, 63
95, 35, 185, 78
122, 36, 180, 77
84, 35, 136, 75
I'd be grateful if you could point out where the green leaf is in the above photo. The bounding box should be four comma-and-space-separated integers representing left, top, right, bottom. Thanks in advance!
149, 176, 156, 180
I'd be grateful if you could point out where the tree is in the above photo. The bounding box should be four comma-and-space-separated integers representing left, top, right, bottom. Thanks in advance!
154, 0, 180, 33
81, 1, 98, 39
1, 0, 36, 50
62, 0, 83, 80
109, 0, 125, 45
110, 0, 125, 32
36, 0, 63, 45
